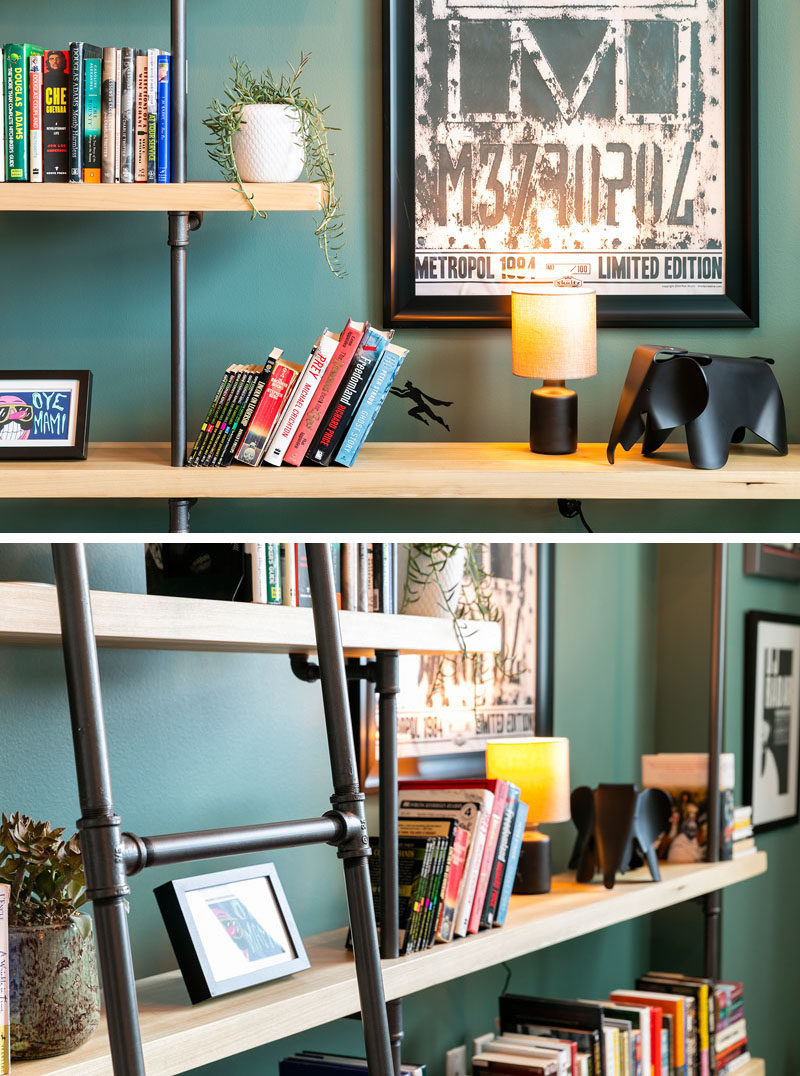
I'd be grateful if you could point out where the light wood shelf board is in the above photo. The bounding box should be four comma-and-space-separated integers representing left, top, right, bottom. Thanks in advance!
737, 1061, 765, 1076
15, 855, 766, 1076
0, 443, 797, 500
0, 583, 501, 657
0, 181, 324, 212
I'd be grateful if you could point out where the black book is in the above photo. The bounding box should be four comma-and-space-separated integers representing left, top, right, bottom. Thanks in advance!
226, 351, 281, 465
68, 42, 101, 181
499, 995, 606, 1076
305, 328, 393, 466
42, 51, 70, 182
188, 367, 234, 465
120, 47, 135, 182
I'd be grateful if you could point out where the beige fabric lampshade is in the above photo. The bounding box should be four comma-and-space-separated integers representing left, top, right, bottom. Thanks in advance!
511, 288, 597, 380
485, 737, 571, 823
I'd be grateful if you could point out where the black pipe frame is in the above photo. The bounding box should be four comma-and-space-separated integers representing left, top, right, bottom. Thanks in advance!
52, 542, 393, 1076
705, 542, 728, 980
536, 544, 555, 736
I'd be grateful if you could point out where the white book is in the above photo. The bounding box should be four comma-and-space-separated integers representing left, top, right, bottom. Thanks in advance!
492, 1035, 572, 1076
147, 48, 158, 179
473, 1051, 557, 1074
246, 543, 267, 603
282, 544, 297, 607
114, 48, 122, 182
264, 330, 339, 466
29, 54, 43, 182
398, 787, 494, 937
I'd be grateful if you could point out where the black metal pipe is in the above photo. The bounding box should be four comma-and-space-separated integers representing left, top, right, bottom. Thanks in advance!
52, 545, 145, 1076
168, 497, 192, 533
169, 211, 189, 474
121, 815, 348, 875
306, 545, 393, 1076
171, 0, 187, 183
536, 543, 555, 736
377, 650, 403, 1075
705, 542, 728, 979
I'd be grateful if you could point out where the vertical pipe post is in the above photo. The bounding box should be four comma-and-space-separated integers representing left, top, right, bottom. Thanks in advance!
705, 542, 728, 979
51, 545, 145, 1076
306, 545, 393, 1076
536, 543, 555, 736
376, 649, 403, 1075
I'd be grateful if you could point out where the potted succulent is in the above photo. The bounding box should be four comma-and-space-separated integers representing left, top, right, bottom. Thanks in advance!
0, 813, 100, 1060
204, 52, 344, 277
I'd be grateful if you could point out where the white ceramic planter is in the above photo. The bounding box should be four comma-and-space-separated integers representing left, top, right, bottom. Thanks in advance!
399, 544, 467, 619
231, 103, 305, 183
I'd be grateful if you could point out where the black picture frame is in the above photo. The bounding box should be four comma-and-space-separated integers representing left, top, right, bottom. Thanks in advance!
743, 544, 800, 582
154, 863, 310, 1005
743, 611, 800, 834
0, 370, 92, 460
383, 0, 758, 329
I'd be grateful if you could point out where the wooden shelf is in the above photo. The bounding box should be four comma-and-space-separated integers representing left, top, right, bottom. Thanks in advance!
0, 442, 798, 501
0, 583, 501, 657
738, 1062, 765, 1076
0, 181, 324, 213
14, 855, 767, 1076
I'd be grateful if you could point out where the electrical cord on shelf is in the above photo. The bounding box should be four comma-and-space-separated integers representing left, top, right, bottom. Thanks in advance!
557, 499, 593, 533
500, 961, 513, 995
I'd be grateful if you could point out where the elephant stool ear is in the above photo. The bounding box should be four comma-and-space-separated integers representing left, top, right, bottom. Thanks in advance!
647, 354, 710, 431
632, 788, 673, 883
607, 346, 685, 463
594, 784, 637, 890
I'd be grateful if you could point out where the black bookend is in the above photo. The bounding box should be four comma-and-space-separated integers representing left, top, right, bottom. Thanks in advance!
570, 784, 671, 889
607, 345, 788, 470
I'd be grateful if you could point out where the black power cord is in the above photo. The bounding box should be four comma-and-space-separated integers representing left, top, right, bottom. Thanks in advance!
557, 499, 593, 533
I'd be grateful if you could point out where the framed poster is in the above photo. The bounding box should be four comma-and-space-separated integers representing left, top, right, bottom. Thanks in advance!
358, 543, 537, 785
384, 0, 758, 328
743, 544, 800, 583
0, 370, 92, 459
743, 612, 800, 834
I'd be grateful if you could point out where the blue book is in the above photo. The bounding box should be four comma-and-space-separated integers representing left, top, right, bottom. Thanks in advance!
156, 53, 170, 182
334, 344, 407, 467
493, 799, 528, 927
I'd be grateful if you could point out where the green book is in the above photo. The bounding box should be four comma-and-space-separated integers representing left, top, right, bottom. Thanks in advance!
83, 57, 102, 181
4, 44, 43, 179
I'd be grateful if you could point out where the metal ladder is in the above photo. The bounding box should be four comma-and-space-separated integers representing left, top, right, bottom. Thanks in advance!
51, 542, 394, 1075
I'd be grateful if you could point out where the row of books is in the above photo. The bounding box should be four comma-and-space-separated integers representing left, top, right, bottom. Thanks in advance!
188, 320, 407, 469
358, 779, 529, 953
246, 543, 399, 613
2, 42, 171, 183
731, 807, 755, 860
485, 978, 750, 1076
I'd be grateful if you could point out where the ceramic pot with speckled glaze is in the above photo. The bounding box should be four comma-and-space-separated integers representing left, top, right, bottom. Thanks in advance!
231, 103, 305, 182
10, 917, 101, 1060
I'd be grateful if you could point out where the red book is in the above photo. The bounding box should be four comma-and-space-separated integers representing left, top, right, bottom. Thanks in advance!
283, 319, 365, 465
29, 55, 43, 181
434, 824, 469, 943
610, 993, 663, 1076
234, 360, 302, 466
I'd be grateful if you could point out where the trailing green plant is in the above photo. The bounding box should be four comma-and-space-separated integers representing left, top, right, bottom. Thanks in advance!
0, 813, 88, 927
204, 53, 345, 277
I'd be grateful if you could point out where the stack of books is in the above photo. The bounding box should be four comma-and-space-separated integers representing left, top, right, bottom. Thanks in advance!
641, 753, 736, 862
356, 779, 529, 954
280, 1053, 424, 1076
731, 807, 755, 860
2, 43, 171, 184
479, 978, 751, 1076
246, 542, 398, 613
188, 320, 408, 470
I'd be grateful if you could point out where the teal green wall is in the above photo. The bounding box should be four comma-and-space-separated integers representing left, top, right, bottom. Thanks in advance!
1, 542, 658, 1074
2, 2, 800, 532
652, 544, 800, 1076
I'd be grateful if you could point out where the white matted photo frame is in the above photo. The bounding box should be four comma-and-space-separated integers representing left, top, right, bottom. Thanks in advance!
0, 370, 92, 459
744, 611, 800, 834
154, 863, 310, 1004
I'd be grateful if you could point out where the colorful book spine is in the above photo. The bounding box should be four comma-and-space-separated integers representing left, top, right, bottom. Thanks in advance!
42, 51, 70, 182
295, 545, 312, 608
120, 47, 135, 182
146, 48, 158, 183
306, 326, 394, 466
0, 884, 7, 1076
283, 319, 365, 466
482, 783, 521, 928
188, 367, 234, 465
29, 54, 43, 182
266, 543, 283, 605
5, 44, 43, 180
134, 51, 148, 182
247, 543, 268, 603
156, 54, 170, 182
468, 780, 509, 934
494, 800, 528, 927
282, 544, 298, 606
200, 366, 246, 466
69, 42, 101, 180
0, 49, 4, 182
226, 350, 281, 465
335, 343, 408, 467
211, 367, 260, 465
264, 331, 339, 466
234, 360, 301, 466
435, 825, 469, 943
114, 48, 122, 181
83, 58, 102, 183
101, 48, 118, 183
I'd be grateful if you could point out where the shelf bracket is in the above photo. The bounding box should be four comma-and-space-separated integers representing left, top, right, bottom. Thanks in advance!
289, 653, 380, 684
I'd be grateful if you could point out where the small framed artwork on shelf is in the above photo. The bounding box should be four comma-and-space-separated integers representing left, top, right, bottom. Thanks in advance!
154, 863, 310, 1005
744, 544, 800, 582
744, 611, 800, 833
0, 370, 92, 460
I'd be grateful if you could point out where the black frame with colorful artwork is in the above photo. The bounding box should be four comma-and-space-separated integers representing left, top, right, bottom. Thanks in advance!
0, 369, 92, 460
383, 0, 758, 329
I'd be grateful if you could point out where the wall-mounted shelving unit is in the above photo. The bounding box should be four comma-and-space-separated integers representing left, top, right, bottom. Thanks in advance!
1, 442, 798, 504
14, 855, 768, 1076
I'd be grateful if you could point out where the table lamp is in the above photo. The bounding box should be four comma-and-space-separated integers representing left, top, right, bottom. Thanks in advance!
486, 736, 570, 894
511, 285, 597, 455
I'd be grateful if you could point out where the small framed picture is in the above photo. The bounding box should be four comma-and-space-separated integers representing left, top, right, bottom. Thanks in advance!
0, 370, 92, 459
154, 863, 310, 1004
744, 612, 800, 833
743, 544, 800, 582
